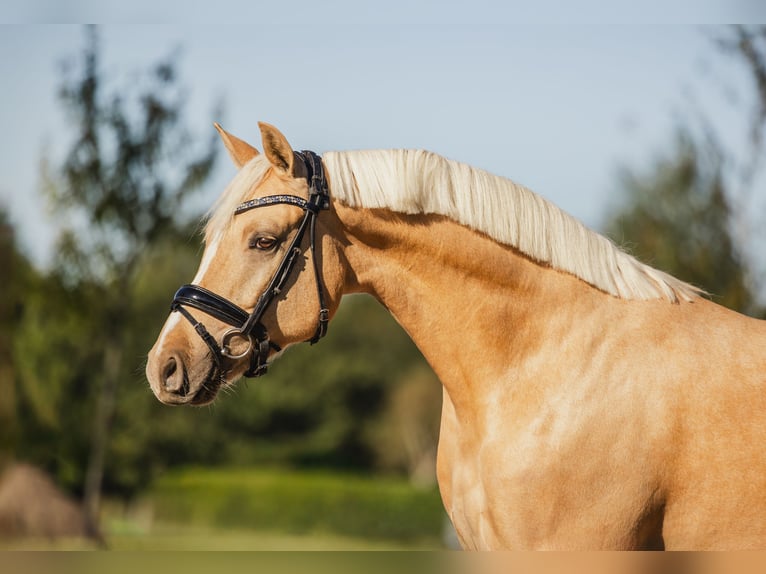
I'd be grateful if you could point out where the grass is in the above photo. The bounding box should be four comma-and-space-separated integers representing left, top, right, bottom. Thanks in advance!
0, 526, 440, 551
107, 523, 439, 551
0, 541, 449, 574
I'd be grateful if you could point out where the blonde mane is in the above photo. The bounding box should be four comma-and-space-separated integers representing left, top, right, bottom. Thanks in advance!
322, 149, 701, 302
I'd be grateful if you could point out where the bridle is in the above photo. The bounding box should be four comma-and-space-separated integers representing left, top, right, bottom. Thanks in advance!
169, 150, 330, 379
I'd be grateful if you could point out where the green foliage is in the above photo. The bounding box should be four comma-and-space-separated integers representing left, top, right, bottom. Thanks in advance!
11, 26, 220, 509
0, 209, 39, 466
605, 134, 760, 316
197, 294, 437, 472
7, 229, 200, 494
12, 274, 100, 491
10, 210, 440, 498
118, 286, 440, 481
149, 467, 444, 543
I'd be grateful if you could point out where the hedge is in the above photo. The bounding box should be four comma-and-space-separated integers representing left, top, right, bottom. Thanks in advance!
149, 467, 445, 542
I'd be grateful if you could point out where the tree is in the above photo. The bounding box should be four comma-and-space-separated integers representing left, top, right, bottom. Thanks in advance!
604, 26, 766, 319
605, 134, 757, 315
189, 293, 440, 477
716, 26, 766, 192
40, 26, 218, 536
0, 209, 37, 470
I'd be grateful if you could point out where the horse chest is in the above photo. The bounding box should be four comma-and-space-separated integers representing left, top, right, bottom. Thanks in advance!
436, 388, 661, 550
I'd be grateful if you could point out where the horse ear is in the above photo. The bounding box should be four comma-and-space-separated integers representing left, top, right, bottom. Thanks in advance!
214, 123, 259, 168
258, 122, 294, 174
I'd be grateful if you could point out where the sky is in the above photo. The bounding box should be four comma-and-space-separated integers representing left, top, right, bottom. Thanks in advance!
1, 6, 765, 269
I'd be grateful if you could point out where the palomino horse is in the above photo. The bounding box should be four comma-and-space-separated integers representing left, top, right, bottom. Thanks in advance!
147, 122, 766, 550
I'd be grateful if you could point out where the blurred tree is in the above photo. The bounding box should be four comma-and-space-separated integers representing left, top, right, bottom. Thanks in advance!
182, 294, 440, 479
0, 211, 17, 468
605, 134, 757, 314
716, 26, 766, 190
12, 265, 103, 492
713, 25, 766, 313
37, 26, 218, 535
367, 363, 442, 486
605, 26, 766, 319
0, 209, 38, 470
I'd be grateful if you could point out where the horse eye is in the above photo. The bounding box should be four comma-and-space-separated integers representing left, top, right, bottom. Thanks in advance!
249, 236, 278, 251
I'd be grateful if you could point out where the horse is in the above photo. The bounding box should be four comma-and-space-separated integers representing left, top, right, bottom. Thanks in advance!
146, 122, 766, 550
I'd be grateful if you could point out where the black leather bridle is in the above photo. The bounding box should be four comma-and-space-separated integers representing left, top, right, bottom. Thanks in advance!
170, 150, 330, 378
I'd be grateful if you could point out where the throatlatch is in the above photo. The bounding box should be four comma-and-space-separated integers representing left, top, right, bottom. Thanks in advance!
170, 150, 330, 377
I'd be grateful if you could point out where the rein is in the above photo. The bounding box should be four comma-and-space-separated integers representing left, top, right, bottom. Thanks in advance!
170, 150, 330, 378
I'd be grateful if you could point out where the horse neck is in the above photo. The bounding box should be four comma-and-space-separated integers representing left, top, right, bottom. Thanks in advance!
332, 203, 607, 407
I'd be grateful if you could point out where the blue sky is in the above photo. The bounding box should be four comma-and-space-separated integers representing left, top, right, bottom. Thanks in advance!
3, 0, 765, 25
1, 11, 763, 268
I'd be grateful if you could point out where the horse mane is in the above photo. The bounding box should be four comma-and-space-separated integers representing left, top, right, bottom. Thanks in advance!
322, 149, 701, 303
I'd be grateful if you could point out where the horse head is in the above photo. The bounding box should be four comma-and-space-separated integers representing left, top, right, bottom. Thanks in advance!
146, 123, 345, 405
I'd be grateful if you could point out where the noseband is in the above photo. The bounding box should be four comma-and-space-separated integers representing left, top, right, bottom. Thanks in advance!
170, 150, 330, 378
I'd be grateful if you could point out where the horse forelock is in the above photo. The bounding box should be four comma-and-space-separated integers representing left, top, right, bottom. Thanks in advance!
203, 155, 273, 243
322, 149, 702, 303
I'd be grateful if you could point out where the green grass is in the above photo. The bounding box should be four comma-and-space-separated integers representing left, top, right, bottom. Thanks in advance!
0, 544, 449, 574
107, 524, 438, 551
0, 526, 439, 551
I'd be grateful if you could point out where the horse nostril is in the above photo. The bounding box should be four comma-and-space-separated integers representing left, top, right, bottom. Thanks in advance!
162, 355, 186, 395
163, 356, 176, 379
